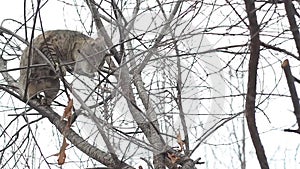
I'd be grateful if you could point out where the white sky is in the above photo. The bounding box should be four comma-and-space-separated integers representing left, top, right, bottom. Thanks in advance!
0, 1, 300, 169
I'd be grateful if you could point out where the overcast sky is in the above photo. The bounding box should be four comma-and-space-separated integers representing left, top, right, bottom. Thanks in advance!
1, 1, 300, 169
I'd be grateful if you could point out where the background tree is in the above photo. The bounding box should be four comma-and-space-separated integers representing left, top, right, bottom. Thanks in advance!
1, 0, 300, 168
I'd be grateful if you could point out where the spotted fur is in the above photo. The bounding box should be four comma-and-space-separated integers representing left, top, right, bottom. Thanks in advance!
19, 30, 106, 105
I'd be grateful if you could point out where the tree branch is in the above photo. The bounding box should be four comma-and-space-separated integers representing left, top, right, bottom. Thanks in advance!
281, 59, 300, 129
261, 41, 299, 61
0, 40, 134, 169
244, 1, 270, 169
0, 26, 56, 71
284, 0, 300, 59
85, 0, 121, 64
28, 100, 134, 169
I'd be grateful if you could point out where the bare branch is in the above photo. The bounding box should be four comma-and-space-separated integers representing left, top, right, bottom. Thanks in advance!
244, 0, 270, 169
281, 59, 300, 129
284, 0, 300, 59
29, 100, 135, 169
134, 0, 183, 75
0, 26, 56, 71
85, 0, 121, 64
261, 41, 299, 60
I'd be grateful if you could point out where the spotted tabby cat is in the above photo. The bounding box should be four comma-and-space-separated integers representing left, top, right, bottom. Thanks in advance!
19, 30, 106, 105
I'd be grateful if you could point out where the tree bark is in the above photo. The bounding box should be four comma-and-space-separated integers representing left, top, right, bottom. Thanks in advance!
29, 100, 135, 169
244, 1, 270, 169
282, 59, 300, 129
284, 0, 300, 59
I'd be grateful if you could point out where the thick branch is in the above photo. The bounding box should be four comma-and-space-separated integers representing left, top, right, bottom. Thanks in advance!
28, 100, 134, 169
85, 1, 168, 168
0, 83, 134, 168
0, 46, 133, 168
244, 1, 270, 169
84, 1, 197, 168
284, 0, 300, 59
281, 59, 300, 129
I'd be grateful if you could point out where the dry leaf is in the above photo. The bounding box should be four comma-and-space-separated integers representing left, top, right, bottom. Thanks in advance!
63, 99, 73, 119
176, 132, 185, 152
62, 99, 73, 128
138, 166, 143, 169
167, 152, 180, 164
57, 136, 69, 165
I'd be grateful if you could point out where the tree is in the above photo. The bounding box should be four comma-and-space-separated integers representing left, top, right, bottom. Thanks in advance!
1, 0, 300, 169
